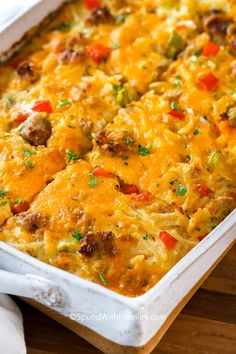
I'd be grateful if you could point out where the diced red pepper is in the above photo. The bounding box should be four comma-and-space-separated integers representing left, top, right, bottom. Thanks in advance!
159, 231, 178, 250
196, 184, 212, 197
92, 167, 113, 178
167, 109, 185, 120
84, 0, 101, 10
202, 41, 220, 57
87, 43, 111, 63
11, 201, 29, 214
133, 191, 153, 202
120, 184, 139, 195
14, 112, 30, 124
32, 100, 53, 113
198, 73, 218, 91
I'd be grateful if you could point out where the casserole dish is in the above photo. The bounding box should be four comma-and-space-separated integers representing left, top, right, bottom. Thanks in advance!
0, 212, 235, 354
0, 1, 235, 353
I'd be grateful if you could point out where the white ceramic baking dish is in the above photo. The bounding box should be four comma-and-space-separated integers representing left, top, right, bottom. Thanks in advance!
0, 2, 235, 353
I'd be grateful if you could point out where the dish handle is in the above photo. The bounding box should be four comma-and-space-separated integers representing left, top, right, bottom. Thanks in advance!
0, 269, 63, 308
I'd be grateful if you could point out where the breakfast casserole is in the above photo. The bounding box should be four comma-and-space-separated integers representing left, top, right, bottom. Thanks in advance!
0, 0, 235, 296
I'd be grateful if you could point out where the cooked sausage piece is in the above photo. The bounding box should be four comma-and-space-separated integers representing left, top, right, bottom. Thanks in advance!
17, 61, 40, 82
86, 7, 113, 25
58, 49, 87, 64
20, 113, 52, 146
95, 129, 135, 156
80, 231, 116, 257
17, 212, 48, 232
79, 232, 99, 256
203, 12, 233, 37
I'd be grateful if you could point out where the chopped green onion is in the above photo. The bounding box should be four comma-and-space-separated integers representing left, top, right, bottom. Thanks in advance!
66, 150, 79, 163
124, 138, 133, 145
112, 83, 123, 92
57, 99, 71, 108
7, 95, 14, 102
0, 189, 7, 197
194, 50, 201, 57
23, 149, 36, 157
15, 196, 22, 205
98, 272, 107, 286
193, 129, 201, 135
72, 230, 82, 242
113, 42, 120, 49
88, 172, 95, 179
176, 183, 187, 196
139, 145, 150, 156
88, 179, 99, 188
170, 101, 180, 111
143, 234, 148, 240
173, 76, 181, 89
58, 21, 71, 31
0, 200, 7, 206
24, 160, 34, 169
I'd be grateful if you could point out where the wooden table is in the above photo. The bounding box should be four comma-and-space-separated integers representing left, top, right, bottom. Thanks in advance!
16, 245, 236, 354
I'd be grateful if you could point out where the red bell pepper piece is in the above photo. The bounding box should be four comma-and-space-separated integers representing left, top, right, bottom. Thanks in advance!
198, 73, 218, 91
202, 41, 220, 57
11, 201, 29, 214
159, 231, 177, 250
120, 184, 139, 195
88, 43, 111, 63
168, 109, 185, 120
32, 100, 53, 113
196, 184, 212, 197
85, 0, 101, 10
14, 112, 30, 124
92, 167, 113, 178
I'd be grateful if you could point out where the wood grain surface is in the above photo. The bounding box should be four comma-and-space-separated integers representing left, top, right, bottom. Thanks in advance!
15, 245, 236, 354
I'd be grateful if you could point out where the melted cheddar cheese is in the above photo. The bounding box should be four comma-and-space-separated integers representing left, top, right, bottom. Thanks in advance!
0, 0, 235, 296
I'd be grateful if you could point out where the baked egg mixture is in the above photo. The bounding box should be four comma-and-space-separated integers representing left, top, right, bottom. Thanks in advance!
0, 0, 235, 296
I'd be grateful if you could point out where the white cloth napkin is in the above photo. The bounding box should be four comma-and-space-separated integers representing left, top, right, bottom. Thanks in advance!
0, 295, 26, 354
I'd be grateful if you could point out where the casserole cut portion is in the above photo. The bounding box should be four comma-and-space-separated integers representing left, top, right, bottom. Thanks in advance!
0, 160, 197, 296
0, 130, 65, 225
